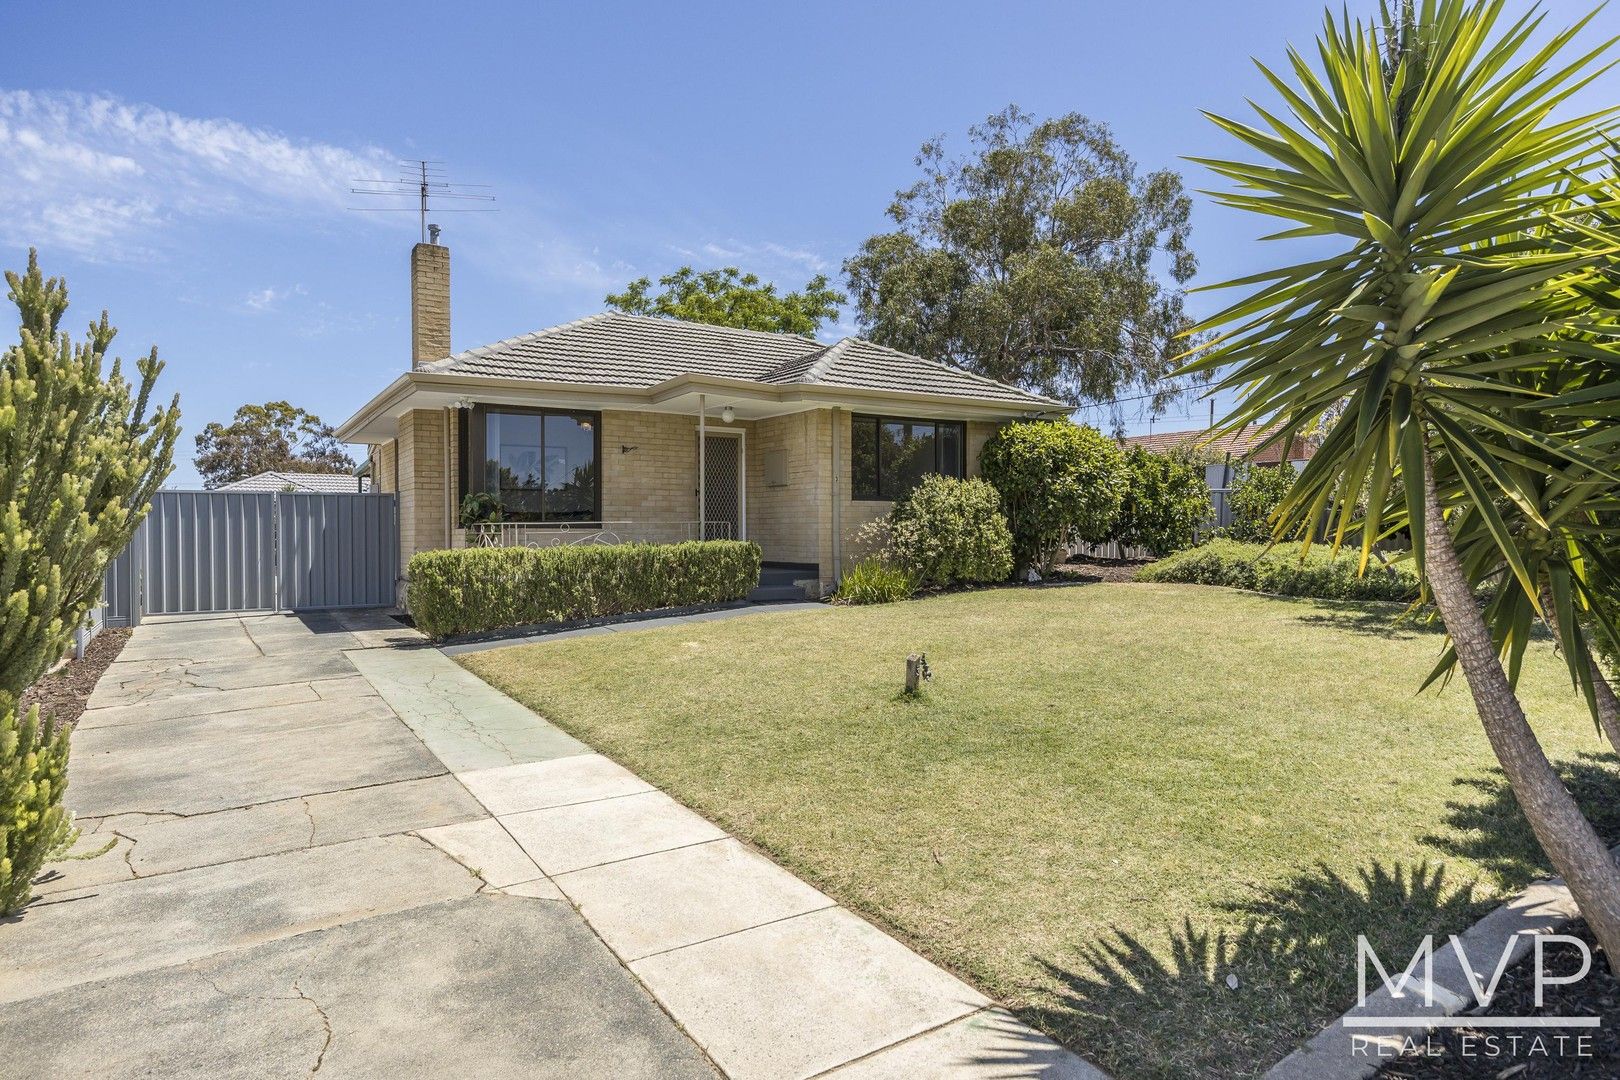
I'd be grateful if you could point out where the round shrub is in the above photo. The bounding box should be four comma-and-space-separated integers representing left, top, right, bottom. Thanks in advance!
1226, 463, 1299, 543
888, 475, 1014, 588
980, 420, 1128, 573
1115, 446, 1212, 557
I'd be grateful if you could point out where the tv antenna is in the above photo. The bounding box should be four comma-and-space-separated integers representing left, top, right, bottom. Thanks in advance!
350, 160, 496, 243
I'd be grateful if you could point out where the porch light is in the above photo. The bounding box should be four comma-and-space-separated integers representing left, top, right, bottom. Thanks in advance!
720, 406, 735, 424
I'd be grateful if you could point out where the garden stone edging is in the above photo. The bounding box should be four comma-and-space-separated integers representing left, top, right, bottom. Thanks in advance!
1264, 845, 1620, 1080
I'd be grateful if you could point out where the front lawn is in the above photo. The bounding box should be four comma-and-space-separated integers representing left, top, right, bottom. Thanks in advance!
458, 583, 1620, 1079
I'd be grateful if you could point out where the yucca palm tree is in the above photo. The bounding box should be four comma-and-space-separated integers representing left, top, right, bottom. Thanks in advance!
1421, 341, 1620, 745
1184, 0, 1620, 962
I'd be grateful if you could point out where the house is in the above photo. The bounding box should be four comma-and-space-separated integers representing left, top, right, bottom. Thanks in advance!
336, 239, 1067, 599
1122, 425, 1318, 529
216, 470, 371, 493
1121, 425, 1317, 469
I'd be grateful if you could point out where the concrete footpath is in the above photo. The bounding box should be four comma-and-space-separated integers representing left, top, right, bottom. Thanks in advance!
1, 610, 1103, 1079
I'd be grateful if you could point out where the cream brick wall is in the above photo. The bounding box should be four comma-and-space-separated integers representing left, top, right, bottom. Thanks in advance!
603, 410, 696, 533
748, 410, 832, 569
410, 243, 451, 366
396, 408, 449, 573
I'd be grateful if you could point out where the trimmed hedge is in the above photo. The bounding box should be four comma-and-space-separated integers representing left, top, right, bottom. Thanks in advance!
407, 540, 762, 639
1135, 538, 1419, 602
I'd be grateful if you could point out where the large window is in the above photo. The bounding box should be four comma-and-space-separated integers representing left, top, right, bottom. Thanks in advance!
463, 407, 599, 522
851, 415, 965, 501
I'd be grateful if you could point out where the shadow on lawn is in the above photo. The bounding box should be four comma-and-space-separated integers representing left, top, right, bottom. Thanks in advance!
1422, 751, 1620, 883
1019, 755, 1620, 1080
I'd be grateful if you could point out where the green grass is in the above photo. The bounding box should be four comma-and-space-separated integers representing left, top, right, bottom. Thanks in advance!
458, 583, 1620, 1079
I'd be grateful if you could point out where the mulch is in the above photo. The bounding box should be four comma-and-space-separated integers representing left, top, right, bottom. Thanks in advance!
1051, 555, 1157, 584
1377, 919, 1620, 1078
16, 627, 132, 731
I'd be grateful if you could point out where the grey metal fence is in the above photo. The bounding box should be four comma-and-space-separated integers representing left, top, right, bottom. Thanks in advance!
102, 490, 397, 625
277, 492, 397, 610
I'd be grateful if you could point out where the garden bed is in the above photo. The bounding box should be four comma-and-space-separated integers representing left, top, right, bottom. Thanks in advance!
1056, 553, 1156, 583
17, 627, 131, 730
456, 583, 1620, 1079
1376, 918, 1619, 1078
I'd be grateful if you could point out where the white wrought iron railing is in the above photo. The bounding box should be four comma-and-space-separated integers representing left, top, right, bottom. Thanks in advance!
458, 520, 734, 549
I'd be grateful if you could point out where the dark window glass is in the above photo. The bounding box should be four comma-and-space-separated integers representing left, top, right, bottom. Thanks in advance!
542, 413, 597, 521
851, 415, 966, 500
852, 417, 878, 500
939, 423, 963, 479
481, 409, 598, 521
882, 421, 935, 497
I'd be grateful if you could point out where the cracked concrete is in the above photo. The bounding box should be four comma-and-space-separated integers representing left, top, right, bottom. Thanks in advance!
346, 646, 589, 770
1, 897, 711, 1079
3, 613, 717, 1079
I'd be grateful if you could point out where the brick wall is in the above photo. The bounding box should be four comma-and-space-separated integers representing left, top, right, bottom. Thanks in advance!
602, 410, 701, 531
396, 409, 448, 573
748, 410, 831, 569
410, 243, 451, 366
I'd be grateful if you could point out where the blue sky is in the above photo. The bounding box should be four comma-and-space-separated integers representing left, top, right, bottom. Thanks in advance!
3, 0, 1617, 486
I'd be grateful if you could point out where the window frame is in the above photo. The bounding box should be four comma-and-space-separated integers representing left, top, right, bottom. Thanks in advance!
459, 404, 603, 523
850, 414, 966, 502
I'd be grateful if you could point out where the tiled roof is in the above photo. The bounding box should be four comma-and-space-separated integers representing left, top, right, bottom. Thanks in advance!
217, 471, 370, 493
1122, 425, 1316, 463
423, 312, 1064, 408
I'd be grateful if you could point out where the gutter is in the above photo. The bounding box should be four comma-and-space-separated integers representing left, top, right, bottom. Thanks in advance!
336, 368, 1071, 443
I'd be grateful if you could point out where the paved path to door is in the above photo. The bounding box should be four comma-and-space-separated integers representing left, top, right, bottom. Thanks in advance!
3, 611, 1103, 1079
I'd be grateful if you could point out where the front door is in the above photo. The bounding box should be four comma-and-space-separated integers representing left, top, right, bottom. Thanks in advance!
702, 433, 743, 540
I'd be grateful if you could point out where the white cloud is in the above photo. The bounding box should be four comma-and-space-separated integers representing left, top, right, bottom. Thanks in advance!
0, 89, 394, 259
240, 283, 307, 313
688, 239, 833, 276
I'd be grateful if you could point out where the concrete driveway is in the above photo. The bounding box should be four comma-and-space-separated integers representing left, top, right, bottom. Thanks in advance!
0, 611, 716, 1079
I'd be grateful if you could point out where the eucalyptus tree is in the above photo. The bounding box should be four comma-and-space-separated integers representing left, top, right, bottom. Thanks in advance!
1184, 0, 1620, 960
844, 106, 1198, 411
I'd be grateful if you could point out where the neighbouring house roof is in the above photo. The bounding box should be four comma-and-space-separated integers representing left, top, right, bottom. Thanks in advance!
217, 470, 371, 493
421, 312, 1064, 409
1121, 425, 1317, 464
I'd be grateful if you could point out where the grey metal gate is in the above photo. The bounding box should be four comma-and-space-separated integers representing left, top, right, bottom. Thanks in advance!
144, 491, 278, 615
104, 490, 397, 624
277, 493, 397, 610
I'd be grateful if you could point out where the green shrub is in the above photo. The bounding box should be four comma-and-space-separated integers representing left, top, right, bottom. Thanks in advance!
1, 704, 75, 915
1225, 464, 1299, 543
1135, 538, 1419, 602
889, 475, 1014, 587
834, 558, 917, 605
980, 420, 1128, 573
1115, 446, 1213, 556
407, 540, 762, 638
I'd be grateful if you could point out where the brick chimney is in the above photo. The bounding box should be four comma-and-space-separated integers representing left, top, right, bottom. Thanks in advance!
410, 236, 450, 367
